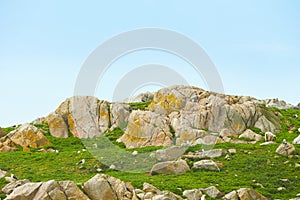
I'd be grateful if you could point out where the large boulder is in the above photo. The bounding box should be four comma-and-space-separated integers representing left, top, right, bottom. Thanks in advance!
2, 179, 30, 195
119, 110, 173, 148
193, 160, 220, 171
239, 129, 263, 141
151, 160, 190, 175
156, 146, 186, 162
34, 180, 67, 200
237, 188, 268, 200
46, 96, 110, 138
59, 181, 90, 200
0, 124, 50, 152
5, 182, 42, 200
83, 174, 137, 200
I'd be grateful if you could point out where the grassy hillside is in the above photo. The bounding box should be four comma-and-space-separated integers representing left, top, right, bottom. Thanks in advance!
0, 107, 300, 199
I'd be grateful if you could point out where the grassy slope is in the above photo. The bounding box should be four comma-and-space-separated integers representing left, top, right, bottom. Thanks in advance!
0, 106, 300, 199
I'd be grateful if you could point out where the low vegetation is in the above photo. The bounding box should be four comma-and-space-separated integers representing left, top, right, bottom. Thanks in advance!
0, 108, 299, 199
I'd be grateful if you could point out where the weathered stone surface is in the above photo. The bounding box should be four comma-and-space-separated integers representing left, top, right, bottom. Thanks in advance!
237, 188, 268, 200
265, 131, 276, 142
276, 142, 296, 156
156, 146, 186, 162
47, 112, 69, 138
0, 124, 50, 152
110, 103, 130, 130
151, 160, 190, 175
223, 190, 238, 200
293, 135, 300, 144
183, 189, 203, 200
239, 129, 263, 141
264, 98, 296, 110
5, 182, 42, 200
148, 86, 280, 136
193, 160, 220, 171
2, 179, 30, 195
34, 180, 67, 200
123, 92, 154, 103
46, 96, 110, 138
59, 181, 90, 200
119, 110, 173, 148
83, 174, 137, 200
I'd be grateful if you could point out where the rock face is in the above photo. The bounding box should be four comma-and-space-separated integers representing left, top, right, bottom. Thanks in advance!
151, 160, 190, 175
46, 96, 110, 138
0, 124, 50, 152
264, 98, 296, 110
109, 103, 130, 130
119, 110, 173, 148
83, 174, 137, 200
276, 142, 296, 156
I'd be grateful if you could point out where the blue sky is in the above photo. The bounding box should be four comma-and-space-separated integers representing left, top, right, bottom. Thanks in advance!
0, 0, 299, 127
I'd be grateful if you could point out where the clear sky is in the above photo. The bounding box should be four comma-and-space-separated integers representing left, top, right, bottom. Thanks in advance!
0, 0, 299, 127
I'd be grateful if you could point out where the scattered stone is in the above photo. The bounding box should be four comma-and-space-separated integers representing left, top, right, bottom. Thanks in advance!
156, 146, 186, 162
132, 150, 138, 156
293, 135, 300, 144
151, 160, 190, 175
277, 187, 286, 191
201, 186, 223, 198
198, 149, 227, 159
183, 189, 203, 200
260, 141, 276, 146
276, 142, 296, 157
239, 129, 263, 141
0, 169, 7, 179
228, 149, 237, 154
265, 132, 276, 142
109, 165, 116, 170
193, 160, 220, 171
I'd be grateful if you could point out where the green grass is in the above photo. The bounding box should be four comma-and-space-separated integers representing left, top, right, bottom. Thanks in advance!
128, 101, 151, 111
0, 107, 300, 199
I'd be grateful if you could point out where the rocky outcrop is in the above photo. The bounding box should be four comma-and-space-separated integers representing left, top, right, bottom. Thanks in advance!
123, 92, 154, 103
119, 110, 173, 148
46, 96, 110, 138
150, 160, 190, 175
0, 124, 50, 152
264, 98, 297, 110
149, 85, 280, 134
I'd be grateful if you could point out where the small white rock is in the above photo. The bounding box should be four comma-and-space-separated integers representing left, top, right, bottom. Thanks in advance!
132, 151, 138, 156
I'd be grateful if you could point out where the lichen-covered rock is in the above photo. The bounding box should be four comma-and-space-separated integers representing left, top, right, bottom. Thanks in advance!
0, 123, 50, 152
149, 85, 280, 137
151, 160, 190, 175
110, 103, 130, 130
46, 96, 110, 138
83, 174, 137, 200
201, 186, 224, 198
119, 110, 173, 148
183, 189, 203, 200
47, 112, 69, 138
